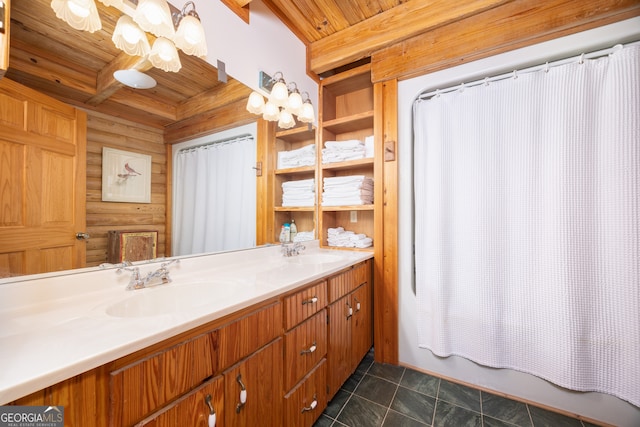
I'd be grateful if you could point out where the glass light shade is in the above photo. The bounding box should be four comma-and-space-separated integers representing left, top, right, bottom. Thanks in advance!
278, 110, 296, 129
51, 0, 102, 32
287, 91, 303, 116
175, 15, 207, 57
262, 101, 280, 122
270, 80, 289, 107
112, 15, 150, 57
97, 0, 124, 7
149, 37, 182, 72
298, 101, 315, 123
134, 0, 175, 39
246, 91, 265, 115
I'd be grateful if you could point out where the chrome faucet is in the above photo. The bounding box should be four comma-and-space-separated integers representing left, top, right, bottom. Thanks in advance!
117, 259, 180, 290
281, 242, 305, 257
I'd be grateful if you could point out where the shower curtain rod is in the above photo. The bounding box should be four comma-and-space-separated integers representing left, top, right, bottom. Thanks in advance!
417, 40, 640, 101
177, 133, 254, 154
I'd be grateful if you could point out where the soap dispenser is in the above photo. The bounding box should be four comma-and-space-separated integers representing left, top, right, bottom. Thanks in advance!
290, 219, 297, 241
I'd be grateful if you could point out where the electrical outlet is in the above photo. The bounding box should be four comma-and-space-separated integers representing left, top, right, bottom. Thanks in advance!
350, 211, 357, 223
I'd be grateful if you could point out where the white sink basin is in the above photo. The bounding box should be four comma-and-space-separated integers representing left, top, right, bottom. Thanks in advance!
285, 253, 344, 265
105, 282, 234, 318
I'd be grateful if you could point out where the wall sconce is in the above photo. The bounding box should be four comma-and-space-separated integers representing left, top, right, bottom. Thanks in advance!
246, 71, 315, 129
51, 0, 208, 74
51, 0, 102, 33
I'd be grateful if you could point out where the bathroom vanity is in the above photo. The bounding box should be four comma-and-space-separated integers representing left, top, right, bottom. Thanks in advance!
0, 242, 373, 426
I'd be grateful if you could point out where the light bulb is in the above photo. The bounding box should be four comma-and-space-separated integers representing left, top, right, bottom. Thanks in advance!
278, 110, 296, 129
67, 0, 90, 17
263, 101, 280, 121
298, 101, 315, 123
287, 91, 303, 115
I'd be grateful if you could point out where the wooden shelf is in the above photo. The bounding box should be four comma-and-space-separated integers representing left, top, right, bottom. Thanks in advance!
322, 110, 374, 134
275, 206, 316, 212
321, 158, 373, 171
320, 205, 373, 212
275, 165, 315, 175
275, 125, 316, 143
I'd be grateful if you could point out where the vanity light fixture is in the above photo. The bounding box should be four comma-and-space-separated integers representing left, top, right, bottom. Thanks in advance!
246, 71, 316, 128
149, 36, 182, 72
112, 15, 150, 57
174, 1, 207, 57
51, 0, 208, 74
134, 0, 174, 39
51, 0, 102, 33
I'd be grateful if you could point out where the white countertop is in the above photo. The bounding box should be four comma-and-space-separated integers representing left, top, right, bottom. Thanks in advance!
0, 242, 372, 404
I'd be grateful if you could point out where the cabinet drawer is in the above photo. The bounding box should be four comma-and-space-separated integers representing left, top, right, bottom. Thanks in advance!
284, 359, 327, 427
284, 280, 327, 330
135, 374, 224, 426
284, 310, 327, 390
216, 301, 282, 370
110, 332, 216, 426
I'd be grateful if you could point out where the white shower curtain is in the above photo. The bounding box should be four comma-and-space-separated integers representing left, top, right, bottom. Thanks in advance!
414, 45, 640, 406
173, 136, 256, 255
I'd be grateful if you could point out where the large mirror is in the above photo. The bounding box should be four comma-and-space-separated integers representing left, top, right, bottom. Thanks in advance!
0, 0, 260, 281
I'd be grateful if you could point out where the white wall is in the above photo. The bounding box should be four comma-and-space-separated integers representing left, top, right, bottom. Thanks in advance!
397, 18, 640, 427
194, 0, 318, 116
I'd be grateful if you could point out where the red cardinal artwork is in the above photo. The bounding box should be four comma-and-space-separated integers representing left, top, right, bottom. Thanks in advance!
118, 163, 142, 179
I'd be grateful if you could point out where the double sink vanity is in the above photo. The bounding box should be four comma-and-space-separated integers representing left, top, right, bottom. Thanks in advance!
0, 241, 373, 426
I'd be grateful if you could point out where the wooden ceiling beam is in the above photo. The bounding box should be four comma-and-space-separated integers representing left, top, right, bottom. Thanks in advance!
309, 0, 511, 74
86, 52, 153, 106
176, 79, 252, 121
371, 0, 640, 83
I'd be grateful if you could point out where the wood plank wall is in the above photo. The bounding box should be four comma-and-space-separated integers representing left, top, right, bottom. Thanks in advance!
85, 110, 166, 266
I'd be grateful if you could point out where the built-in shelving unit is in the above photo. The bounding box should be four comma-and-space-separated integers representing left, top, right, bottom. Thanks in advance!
272, 124, 317, 242
318, 63, 375, 251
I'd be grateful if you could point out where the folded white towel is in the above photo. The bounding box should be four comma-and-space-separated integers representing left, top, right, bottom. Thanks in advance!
324, 140, 363, 149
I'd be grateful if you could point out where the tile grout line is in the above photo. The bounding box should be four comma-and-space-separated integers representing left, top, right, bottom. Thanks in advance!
332, 357, 375, 427
380, 366, 406, 426
431, 378, 441, 427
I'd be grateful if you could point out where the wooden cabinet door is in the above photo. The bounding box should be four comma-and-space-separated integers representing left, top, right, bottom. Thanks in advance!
224, 338, 283, 427
136, 375, 224, 427
326, 295, 352, 399
0, 78, 87, 277
284, 359, 327, 427
351, 282, 373, 368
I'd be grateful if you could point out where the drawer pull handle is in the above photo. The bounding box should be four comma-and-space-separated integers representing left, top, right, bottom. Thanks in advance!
301, 341, 317, 355
301, 395, 318, 413
204, 394, 216, 427
346, 301, 353, 319
354, 297, 361, 312
302, 296, 318, 305
236, 374, 247, 413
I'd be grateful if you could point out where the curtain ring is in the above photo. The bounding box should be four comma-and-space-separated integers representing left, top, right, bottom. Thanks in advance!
512, 70, 518, 79
543, 62, 549, 73
579, 53, 585, 64
484, 77, 490, 86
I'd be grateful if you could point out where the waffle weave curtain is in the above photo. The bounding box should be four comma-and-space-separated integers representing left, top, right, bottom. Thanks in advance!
173, 136, 256, 255
414, 45, 640, 406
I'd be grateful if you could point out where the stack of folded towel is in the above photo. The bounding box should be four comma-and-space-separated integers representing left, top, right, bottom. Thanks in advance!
277, 144, 316, 169
327, 227, 373, 248
282, 178, 315, 207
322, 175, 373, 206
293, 230, 315, 243
322, 140, 366, 163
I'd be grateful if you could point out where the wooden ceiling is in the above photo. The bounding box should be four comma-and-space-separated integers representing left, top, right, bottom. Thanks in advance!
7, 0, 252, 129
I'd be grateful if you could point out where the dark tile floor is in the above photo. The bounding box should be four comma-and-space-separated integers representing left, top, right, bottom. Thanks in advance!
314, 349, 601, 427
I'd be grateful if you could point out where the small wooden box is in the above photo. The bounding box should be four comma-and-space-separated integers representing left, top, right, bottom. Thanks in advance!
107, 230, 158, 263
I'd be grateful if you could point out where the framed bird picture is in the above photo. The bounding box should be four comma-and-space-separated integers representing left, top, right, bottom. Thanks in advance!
102, 147, 152, 203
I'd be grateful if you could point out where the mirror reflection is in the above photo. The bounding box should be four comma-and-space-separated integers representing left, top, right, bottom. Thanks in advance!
0, 0, 258, 280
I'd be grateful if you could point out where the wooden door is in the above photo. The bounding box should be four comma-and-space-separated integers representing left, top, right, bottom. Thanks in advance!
326, 295, 352, 399
224, 338, 283, 427
0, 78, 87, 277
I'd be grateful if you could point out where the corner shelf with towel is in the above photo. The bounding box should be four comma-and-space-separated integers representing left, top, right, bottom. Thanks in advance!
318, 63, 375, 250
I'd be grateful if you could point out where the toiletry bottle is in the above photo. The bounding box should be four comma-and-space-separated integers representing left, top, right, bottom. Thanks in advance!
279, 225, 286, 243
290, 219, 297, 241
284, 223, 291, 242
